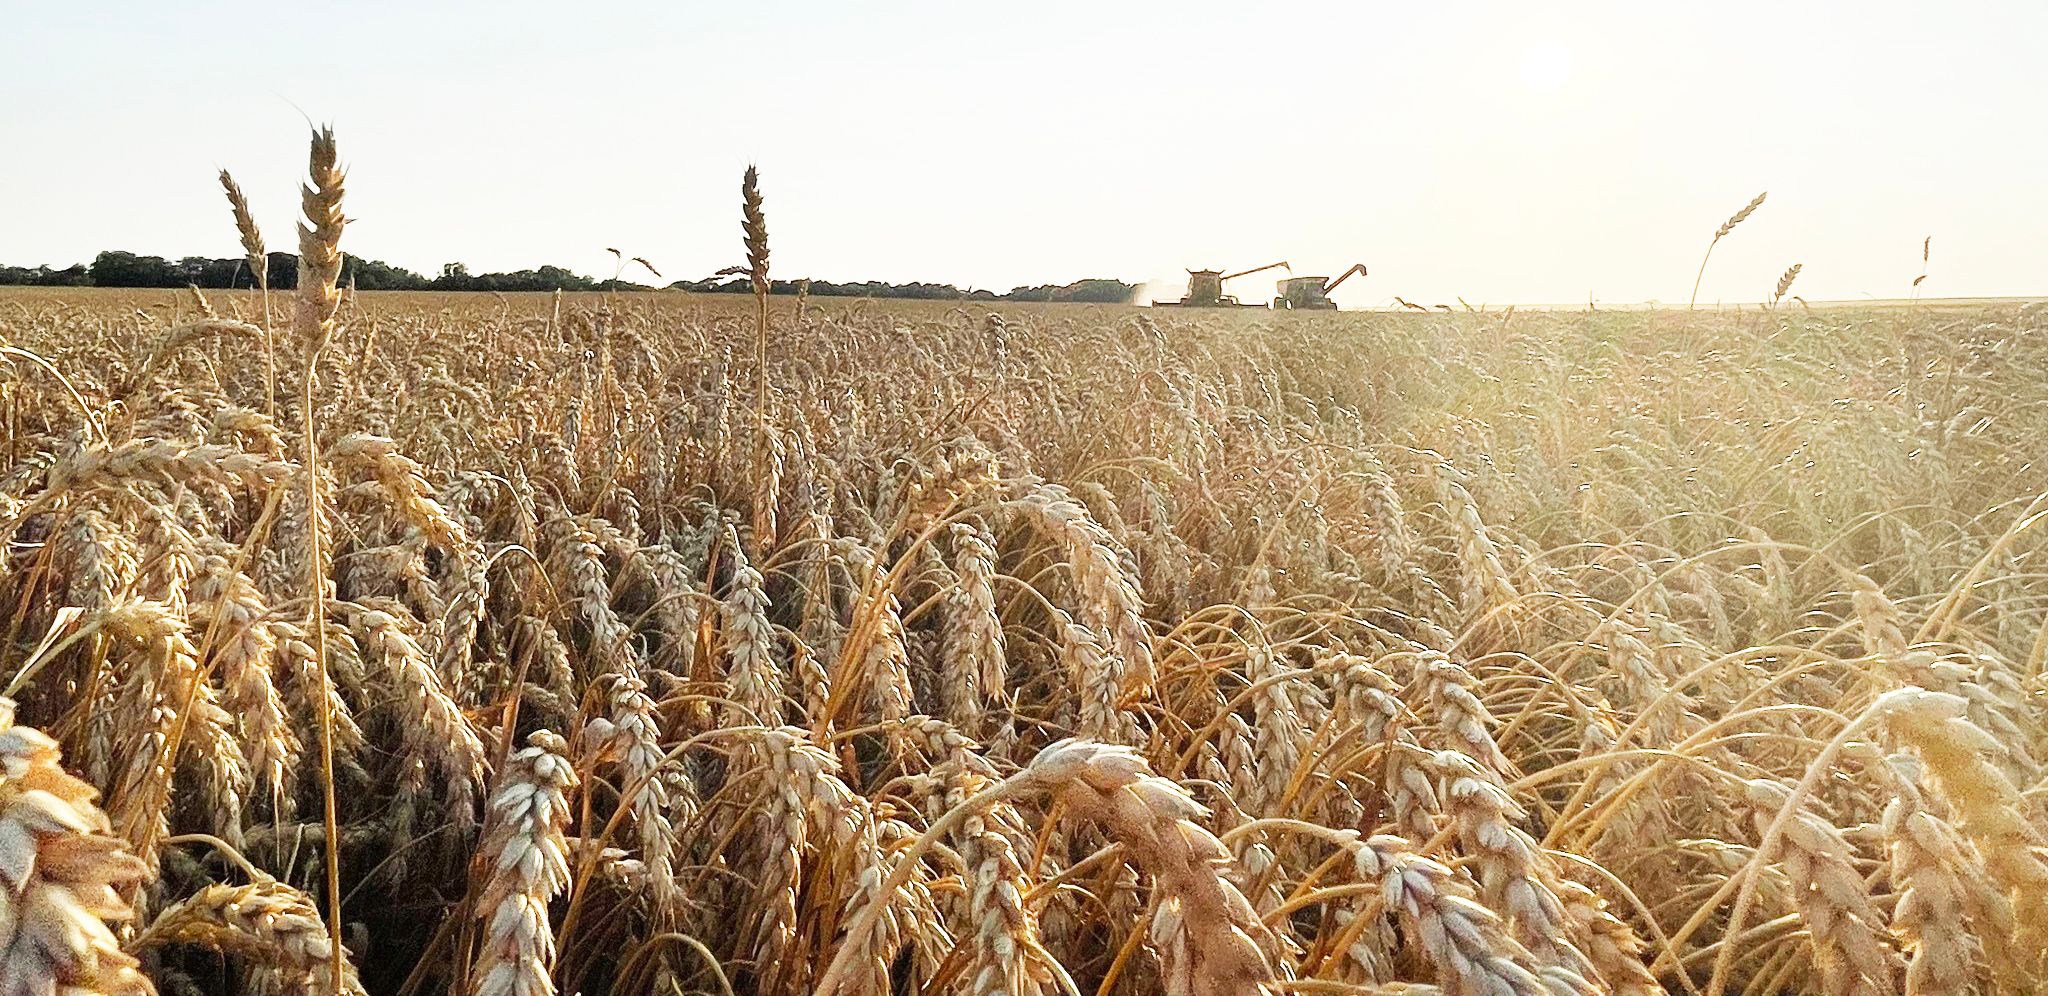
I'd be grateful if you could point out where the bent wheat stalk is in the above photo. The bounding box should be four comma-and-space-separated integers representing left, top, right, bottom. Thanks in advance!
812, 739, 1278, 996
133, 879, 367, 995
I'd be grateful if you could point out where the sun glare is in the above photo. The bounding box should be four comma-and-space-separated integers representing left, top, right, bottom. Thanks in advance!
1517, 40, 1572, 90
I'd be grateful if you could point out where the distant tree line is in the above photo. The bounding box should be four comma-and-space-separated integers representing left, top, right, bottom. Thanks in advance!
0, 250, 1136, 303
674, 276, 1136, 303
0, 252, 654, 292
997, 278, 1140, 303
674, 277, 984, 300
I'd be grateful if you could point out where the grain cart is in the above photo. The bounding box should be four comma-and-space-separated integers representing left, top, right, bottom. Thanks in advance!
1272, 263, 1368, 310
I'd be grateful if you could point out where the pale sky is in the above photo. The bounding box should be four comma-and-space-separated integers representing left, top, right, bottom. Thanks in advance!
4, 2, 2043, 306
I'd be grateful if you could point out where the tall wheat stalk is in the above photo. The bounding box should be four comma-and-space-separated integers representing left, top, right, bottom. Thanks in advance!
292, 124, 349, 995
219, 169, 275, 418
1689, 190, 1766, 310
743, 166, 773, 552
712, 167, 775, 551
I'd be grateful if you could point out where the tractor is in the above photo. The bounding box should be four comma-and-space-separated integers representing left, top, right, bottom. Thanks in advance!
1156, 261, 1290, 307
1272, 264, 1368, 310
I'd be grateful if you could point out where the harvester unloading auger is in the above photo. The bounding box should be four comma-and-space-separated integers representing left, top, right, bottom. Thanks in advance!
1272, 263, 1368, 310
1156, 261, 1291, 307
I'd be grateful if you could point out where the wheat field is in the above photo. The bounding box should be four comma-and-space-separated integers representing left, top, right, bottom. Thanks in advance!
2, 131, 2046, 996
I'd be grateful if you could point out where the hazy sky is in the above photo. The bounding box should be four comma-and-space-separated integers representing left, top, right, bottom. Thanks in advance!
4, 2, 2043, 305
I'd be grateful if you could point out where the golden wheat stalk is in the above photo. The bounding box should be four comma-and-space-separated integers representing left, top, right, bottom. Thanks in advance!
219, 170, 266, 283
292, 123, 350, 996
739, 165, 777, 552
1689, 190, 1766, 310
220, 169, 279, 418
1880, 688, 2048, 982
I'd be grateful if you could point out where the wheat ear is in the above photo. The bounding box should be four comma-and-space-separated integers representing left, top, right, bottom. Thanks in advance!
471, 730, 577, 996
1347, 832, 1550, 995
1881, 754, 2001, 995
1770, 263, 1802, 309
1879, 688, 2048, 982
133, 879, 367, 995
1740, 778, 1899, 994
0, 697, 155, 996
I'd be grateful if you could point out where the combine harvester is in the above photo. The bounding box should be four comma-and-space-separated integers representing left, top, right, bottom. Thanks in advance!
1154, 261, 1369, 310
1155, 261, 1291, 307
